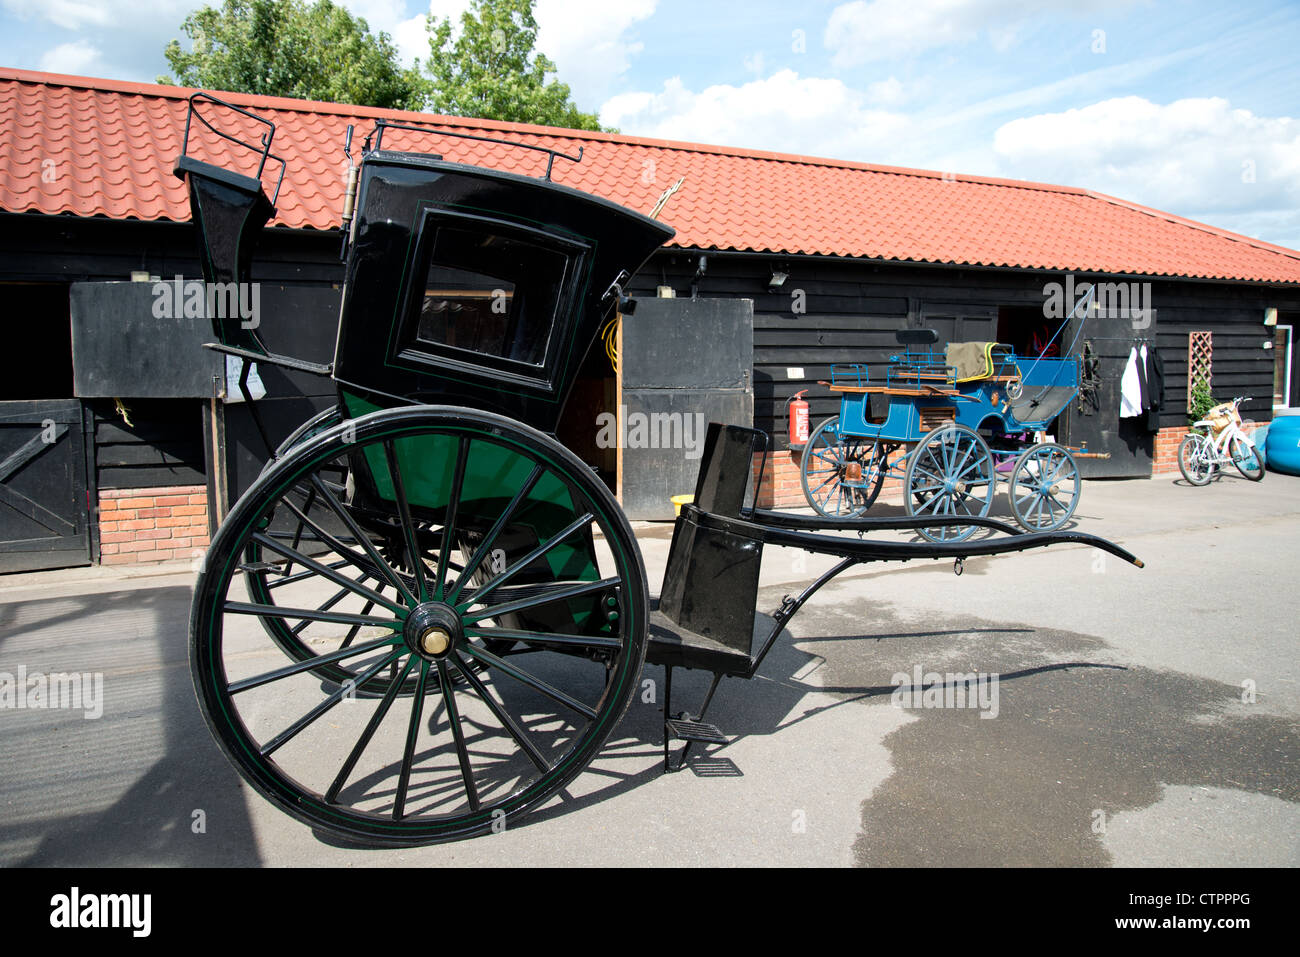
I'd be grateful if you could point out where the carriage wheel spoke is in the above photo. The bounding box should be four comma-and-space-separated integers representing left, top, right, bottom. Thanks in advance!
461, 645, 597, 720
435, 437, 470, 601
278, 485, 317, 579
228, 633, 401, 693
435, 660, 480, 812
251, 531, 406, 616
393, 661, 431, 820
451, 650, 550, 773
325, 656, 417, 804
448, 463, 544, 604
277, 495, 396, 593
384, 440, 429, 602
465, 627, 622, 650
290, 576, 368, 636
266, 556, 351, 589
260, 650, 402, 757
335, 592, 379, 649
462, 513, 596, 609
307, 473, 417, 606
463, 576, 620, 623
225, 600, 399, 631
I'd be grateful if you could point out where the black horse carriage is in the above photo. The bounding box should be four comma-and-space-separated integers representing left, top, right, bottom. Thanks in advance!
177, 94, 1142, 845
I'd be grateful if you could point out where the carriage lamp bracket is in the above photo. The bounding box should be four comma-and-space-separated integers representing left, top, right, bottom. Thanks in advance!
601, 270, 637, 315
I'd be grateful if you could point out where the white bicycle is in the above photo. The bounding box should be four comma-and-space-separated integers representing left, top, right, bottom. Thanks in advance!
1178, 396, 1265, 485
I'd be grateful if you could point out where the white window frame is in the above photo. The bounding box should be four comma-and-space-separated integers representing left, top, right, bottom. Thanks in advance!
1275, 324, 1294, 410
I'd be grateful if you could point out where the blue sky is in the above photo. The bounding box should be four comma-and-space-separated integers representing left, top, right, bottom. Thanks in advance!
3, 0, 1298, 248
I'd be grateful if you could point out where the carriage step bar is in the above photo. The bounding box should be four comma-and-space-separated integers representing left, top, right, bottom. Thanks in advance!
665, 717, 727, 745
663, 715, 728, 773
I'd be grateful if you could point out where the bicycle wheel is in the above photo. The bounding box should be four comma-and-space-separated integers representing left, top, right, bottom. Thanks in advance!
1177, 432, 1215, 486
191, 405, 648, 845
1230, 434, 1265, 481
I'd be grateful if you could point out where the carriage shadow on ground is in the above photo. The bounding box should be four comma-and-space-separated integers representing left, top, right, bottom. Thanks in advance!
0, 584, 261, 866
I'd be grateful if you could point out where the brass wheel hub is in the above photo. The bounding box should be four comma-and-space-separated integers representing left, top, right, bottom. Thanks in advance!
404, 602, 462, 660
420, 627, 452, 656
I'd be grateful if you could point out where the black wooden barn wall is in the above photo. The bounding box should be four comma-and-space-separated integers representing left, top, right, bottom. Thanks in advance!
4, 208, 1296, 505
0, 212, 343, 501
628, 251, 1298, 459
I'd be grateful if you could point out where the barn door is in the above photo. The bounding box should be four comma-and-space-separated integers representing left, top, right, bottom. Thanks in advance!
0, 400, 92, 572
918, 302, 999, 345
1056, 313, 1155, 478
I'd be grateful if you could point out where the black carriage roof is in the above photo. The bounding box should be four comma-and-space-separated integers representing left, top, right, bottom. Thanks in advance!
363, 148, 675, 239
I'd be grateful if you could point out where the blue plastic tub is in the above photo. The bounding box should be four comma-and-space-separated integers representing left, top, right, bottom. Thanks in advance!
1266, 416, 1300, 475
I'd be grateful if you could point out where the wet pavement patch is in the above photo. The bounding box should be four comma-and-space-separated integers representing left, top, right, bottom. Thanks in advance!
794, 598, 1300, 867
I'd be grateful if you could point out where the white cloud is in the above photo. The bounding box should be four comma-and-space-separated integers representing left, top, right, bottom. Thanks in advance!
375, 0, 655, 106
865, 75, 905, 106
534, 0, 656, 106
38, 38, 100, 73
600, 69, 910, 161
2, 0, 205, 32
1, 0, 111, 30
824, 0, 1137, 67
334, 0, 438, 66
993, 96, 1300, 246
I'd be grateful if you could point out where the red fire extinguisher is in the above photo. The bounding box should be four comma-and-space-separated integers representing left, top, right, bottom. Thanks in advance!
788, 390, 810, 446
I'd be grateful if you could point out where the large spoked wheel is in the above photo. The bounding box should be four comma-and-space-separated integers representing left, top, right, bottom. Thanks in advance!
1178, 432, 1216, 486
191, 405, 648, 845
799, 416, 887, 517
1007, 443, 1080, 532
903, 424, 994, 543
1230, 434, 1265, 481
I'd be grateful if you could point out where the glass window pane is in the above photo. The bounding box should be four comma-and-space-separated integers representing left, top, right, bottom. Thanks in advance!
411, 225, 567, 368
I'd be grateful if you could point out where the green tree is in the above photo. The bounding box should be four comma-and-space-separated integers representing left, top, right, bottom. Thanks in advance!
425, 0, 609, 131
160, 0, 428, 111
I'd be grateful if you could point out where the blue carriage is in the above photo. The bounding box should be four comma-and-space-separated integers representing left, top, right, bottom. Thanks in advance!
800, 328, 1091, 539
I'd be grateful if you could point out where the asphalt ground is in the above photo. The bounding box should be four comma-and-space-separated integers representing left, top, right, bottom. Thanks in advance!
0, 469, 1296, 868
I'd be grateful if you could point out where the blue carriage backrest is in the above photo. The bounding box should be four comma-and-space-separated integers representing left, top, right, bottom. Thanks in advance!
172, 93, 286, 357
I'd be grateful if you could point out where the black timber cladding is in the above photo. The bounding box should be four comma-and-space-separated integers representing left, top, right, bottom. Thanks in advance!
5, 209, 1298, 489
628, 250, 1300, 442
0, 212, 342, 491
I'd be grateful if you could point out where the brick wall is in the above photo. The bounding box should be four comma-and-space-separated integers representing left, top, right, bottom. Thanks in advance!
98, 485, 209, 565
1153, 426, 1189, 476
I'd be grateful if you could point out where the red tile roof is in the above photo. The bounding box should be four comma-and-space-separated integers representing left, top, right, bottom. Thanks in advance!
3, 67, 1300, 285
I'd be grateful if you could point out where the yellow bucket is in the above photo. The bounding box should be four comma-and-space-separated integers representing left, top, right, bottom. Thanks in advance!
671, 494, 694, 516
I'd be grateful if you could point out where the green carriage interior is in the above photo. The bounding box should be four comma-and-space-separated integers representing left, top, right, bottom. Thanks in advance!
175, 99, 673, 638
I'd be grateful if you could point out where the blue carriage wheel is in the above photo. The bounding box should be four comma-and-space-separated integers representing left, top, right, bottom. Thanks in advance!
1008, 443, 1080, 532
903, 424, 994, 543
799, 416, 885, 518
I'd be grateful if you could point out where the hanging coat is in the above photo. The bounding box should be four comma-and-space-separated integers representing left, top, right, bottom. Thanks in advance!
1120, 346, 1143, 417
1144, 345, 1165, 432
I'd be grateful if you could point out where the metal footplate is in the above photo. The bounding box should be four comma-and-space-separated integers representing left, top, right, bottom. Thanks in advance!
665, 716, 727, 745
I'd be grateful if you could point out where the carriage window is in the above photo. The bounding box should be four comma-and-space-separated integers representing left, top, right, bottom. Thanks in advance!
410, 225, 567, 368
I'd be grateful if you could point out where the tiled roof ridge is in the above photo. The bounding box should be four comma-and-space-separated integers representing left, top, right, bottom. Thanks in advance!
1084, 186, 1300, 266
3, 66, 1299, 285
0, 66, 1090, 195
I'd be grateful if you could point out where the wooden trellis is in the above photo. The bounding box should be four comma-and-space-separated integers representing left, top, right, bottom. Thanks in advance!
1188, 331, 1213, 393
